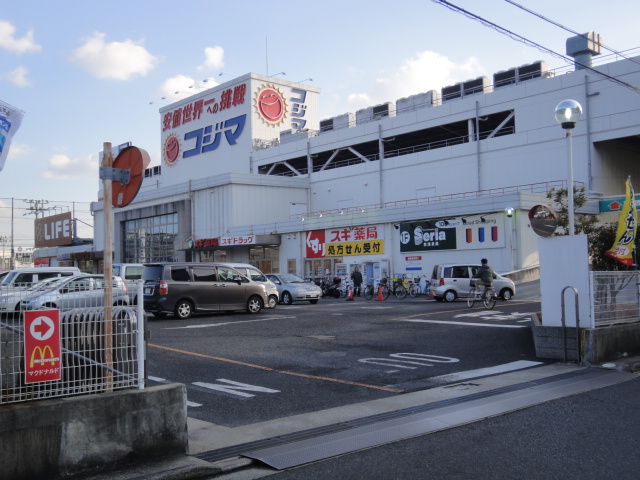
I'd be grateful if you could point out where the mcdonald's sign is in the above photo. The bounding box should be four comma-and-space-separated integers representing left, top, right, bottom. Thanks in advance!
24, 310, 61, 383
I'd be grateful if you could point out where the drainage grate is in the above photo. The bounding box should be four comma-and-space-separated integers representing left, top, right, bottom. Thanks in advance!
194, 368, 605, 465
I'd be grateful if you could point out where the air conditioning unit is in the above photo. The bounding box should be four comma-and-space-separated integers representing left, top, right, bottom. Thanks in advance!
442, 83, 462, 102
463, 76, 491, 96
518, 61, 550, 82
332, 113, 355, 130
494, 68, 517, 88
320, 119, 334, 132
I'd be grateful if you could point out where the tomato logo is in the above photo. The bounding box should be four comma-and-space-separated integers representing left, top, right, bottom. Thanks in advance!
255, 85, 287, 126
163, 133, 180, 167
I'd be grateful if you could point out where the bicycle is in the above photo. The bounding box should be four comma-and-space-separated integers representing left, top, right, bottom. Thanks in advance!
364, 277, 389, 300
467, 282, 497, 309
390, 276, 409, 300
409, 275, 431, 297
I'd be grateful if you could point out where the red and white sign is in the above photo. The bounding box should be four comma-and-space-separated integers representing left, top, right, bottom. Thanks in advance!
220, 235, 256, 246
306, 226, 383, 258
24, 310, 61, 384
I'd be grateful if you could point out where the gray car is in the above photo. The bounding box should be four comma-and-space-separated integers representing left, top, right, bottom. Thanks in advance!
265, 273, 322, 305
20, 274, 129, 312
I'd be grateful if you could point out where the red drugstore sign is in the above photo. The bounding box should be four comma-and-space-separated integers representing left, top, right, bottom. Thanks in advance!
24, 310, 61, 384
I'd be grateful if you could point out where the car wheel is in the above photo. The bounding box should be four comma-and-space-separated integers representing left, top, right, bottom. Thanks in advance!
174, 300, 193, 319
309, 299, 318, 304
501, 289, 513, 300
443, 290, 457, 302
268, 295, 278, 309
246, 296, 263, 314
152, 312, 168, 318
282, 291, 293, 305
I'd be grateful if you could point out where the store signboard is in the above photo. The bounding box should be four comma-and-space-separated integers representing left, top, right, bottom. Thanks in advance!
306, 225, 384, 258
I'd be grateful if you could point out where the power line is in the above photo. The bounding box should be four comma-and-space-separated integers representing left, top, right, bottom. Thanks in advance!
503, 0, 640, 67
431, 0, 640, 94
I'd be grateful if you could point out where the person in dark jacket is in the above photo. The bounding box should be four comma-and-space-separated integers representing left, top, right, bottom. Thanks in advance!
473, 258, 495, 298
351, 267, 363, 297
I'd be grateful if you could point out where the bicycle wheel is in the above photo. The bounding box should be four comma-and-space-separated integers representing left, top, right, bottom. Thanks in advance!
381, 284, 390, 299
364, 285, 374, 300
467, 288, 477, 307
483, 288, 497, 309
410, 284, 420, 297
395, 285, 407, 300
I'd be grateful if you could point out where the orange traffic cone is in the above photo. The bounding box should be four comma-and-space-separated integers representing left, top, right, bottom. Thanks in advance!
376, 285, 385, 301
346, 285, 354, 301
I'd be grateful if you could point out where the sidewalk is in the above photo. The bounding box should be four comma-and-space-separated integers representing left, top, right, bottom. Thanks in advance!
73, 356, 640, 479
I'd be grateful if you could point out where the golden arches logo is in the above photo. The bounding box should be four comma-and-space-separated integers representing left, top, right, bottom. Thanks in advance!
30, 345, 57, 368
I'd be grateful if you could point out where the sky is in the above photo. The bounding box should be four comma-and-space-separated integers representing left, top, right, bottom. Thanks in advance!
1, 0, 639, 250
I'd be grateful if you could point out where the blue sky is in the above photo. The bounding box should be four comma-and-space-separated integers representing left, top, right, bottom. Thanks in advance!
1, 0, 639, 247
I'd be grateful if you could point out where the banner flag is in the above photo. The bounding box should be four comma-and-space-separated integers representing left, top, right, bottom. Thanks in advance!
605, 177, 637, 266
0, 99, 25, 173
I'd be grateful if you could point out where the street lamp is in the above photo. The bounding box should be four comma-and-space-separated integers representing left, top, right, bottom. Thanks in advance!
554, 99, 583, 235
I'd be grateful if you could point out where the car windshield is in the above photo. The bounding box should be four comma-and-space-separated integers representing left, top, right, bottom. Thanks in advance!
280, 274, 305, 283
27, 277, 67, 293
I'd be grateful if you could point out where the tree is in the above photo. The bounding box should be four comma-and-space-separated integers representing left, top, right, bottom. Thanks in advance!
546, 185, 598, 235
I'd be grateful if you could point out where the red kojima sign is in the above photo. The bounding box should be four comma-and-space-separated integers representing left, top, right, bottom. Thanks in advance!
24, 310, 61, 383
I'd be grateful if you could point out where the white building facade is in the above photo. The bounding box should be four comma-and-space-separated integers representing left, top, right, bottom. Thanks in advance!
88, 34, 640, 288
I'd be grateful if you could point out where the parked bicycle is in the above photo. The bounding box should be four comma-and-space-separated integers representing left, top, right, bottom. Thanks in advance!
389, 276, 410, 300
467, 282, 497, 309
364, 277, 389, 300
409, 275, 431, 297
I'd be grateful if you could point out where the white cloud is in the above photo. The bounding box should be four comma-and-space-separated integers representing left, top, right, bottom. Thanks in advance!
68, 32, 159, 80
0, 20, 41, 54
4, 142, 33, 161
41, 153, 97, 180
158, 75, 219, 99
1, 66, 32, 86
335, 50, 487, 117
197, 46, 224, 71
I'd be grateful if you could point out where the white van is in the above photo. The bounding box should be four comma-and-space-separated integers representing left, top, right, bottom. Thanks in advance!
218, 263, 279, 309
0, 267, 81, 291
112, 263, 144, 302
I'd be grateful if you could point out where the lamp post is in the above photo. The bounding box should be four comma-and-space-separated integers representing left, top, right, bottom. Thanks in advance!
554, 99, 583, 235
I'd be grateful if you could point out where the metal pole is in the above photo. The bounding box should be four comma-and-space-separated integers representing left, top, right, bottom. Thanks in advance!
567, 129, 575, 235
136, 280, 145, 390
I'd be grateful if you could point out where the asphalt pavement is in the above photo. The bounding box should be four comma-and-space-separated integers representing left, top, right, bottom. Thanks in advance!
72, 355, 640, 480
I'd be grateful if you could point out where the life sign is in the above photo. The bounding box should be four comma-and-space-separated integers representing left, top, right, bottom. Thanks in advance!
34, 211, 74, 248
24, 310, 61, 384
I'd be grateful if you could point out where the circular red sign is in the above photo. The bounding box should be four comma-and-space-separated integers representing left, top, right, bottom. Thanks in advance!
112, 147, 150, 208
257, 87, 285, 124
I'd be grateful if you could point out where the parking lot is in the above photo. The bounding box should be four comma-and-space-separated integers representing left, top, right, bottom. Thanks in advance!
144, 282, 543, 427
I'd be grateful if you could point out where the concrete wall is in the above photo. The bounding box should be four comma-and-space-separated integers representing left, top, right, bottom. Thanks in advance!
0, 383, 188, 480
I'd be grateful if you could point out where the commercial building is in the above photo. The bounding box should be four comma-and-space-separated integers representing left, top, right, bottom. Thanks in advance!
75, 34, 640, 284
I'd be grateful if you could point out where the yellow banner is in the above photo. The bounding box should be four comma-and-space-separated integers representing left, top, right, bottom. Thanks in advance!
606, 177, 637, 266
326, 240, 384, 257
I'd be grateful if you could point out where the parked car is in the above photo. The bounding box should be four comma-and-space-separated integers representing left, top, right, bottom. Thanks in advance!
0, 277, 68, 316
20, 274, 129, 312
430, 264, 515, 302
217, 263, 279, 309
112, 263, 144, 303
265, 273, 322, 305
0, 266, 81, 291
142, 262, 269, 319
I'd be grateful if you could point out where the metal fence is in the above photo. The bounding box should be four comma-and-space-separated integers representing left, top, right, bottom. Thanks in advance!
591, 271, 640, 327
0, 283, 144, 405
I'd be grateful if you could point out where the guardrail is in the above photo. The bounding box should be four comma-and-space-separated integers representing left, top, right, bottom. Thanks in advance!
0, 284, 145, 405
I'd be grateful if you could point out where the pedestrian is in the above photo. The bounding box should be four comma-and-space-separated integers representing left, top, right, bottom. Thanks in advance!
472, 258, 496, 298
351, 266, 363, 297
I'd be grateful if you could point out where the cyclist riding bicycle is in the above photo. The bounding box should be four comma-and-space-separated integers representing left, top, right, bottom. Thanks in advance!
472, 258, 496, 299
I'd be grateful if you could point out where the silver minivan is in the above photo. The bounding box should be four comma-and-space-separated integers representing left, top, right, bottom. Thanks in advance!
142, 262, 270, 319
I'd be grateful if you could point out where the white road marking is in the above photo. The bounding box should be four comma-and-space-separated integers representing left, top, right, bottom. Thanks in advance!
186, 400, 202, 407
148, 376, 167, 383
430, 360, 543, 384
401, 319, 527, 328
165, 316, 296, 329
193, 379, 280, 398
